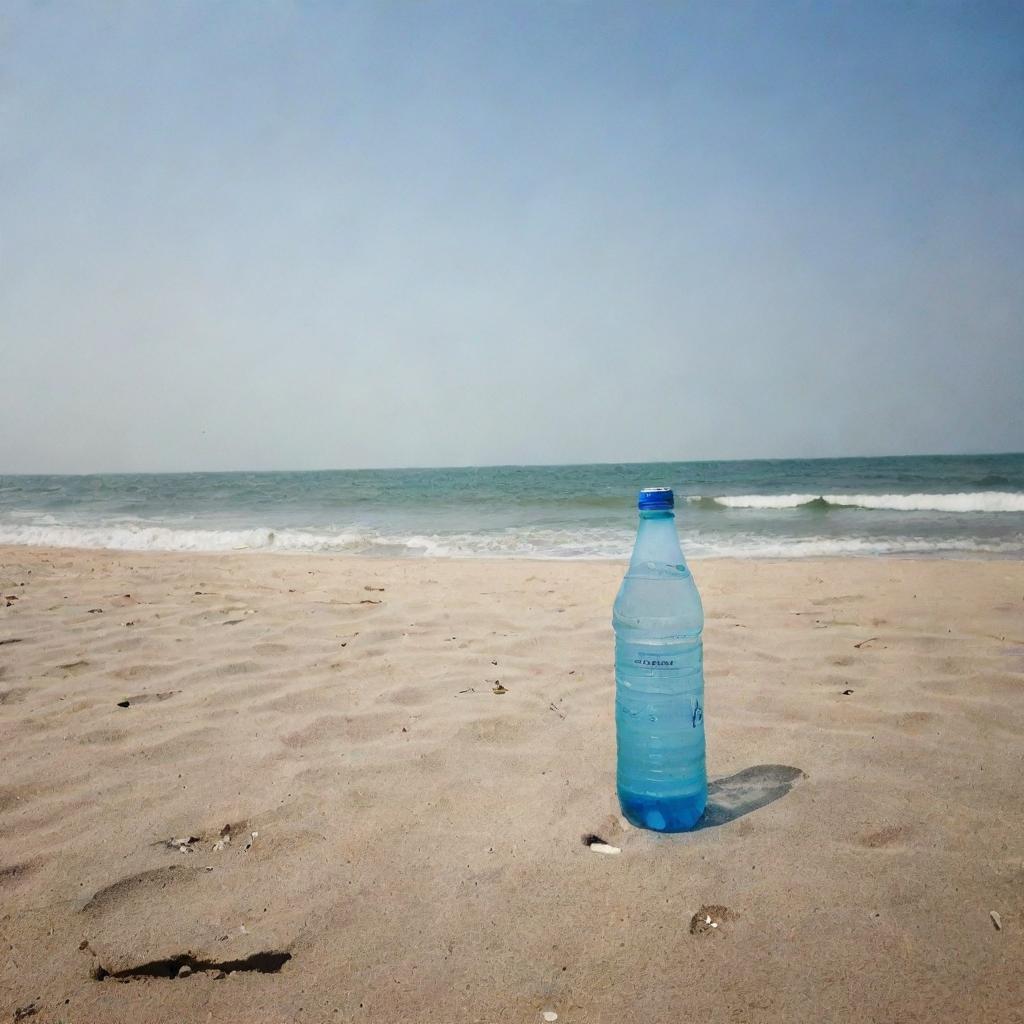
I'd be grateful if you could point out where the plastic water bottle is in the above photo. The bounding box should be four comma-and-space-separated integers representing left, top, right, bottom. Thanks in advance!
614, 486, 706, 832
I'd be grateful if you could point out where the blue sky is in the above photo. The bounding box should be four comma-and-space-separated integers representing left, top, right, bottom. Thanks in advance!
2, 1, 1022, 472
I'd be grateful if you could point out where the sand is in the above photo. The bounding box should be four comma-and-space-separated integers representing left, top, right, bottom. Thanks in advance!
1, 547, 1022, 1023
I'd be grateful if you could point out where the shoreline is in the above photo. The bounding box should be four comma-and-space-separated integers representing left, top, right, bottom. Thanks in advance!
2, 542, 1023, 565
2, 547, 1022, 1022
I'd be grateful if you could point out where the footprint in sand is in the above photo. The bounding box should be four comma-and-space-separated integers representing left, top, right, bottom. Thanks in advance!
457, 716, 527, 747
893, 710, 937, 733
857, 824, 908, 849
84, 825, 256, 917
0, 860, 40, 892
254, 642, 290, 656
281, 712, 404, 749
79, 726, 131, 745
47, 659, 91, 678
80, 864, 202, 916
113, 663, 176, 681
215, 661, 260, 677
377, 685, 431, 708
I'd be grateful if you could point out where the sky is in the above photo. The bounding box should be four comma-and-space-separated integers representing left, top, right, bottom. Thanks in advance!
1, 1, 1022, 473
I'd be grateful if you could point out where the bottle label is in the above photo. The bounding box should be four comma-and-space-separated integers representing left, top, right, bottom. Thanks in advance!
617, 639, 701, 673
615, 639, 703, 723
632, 653, 677, 668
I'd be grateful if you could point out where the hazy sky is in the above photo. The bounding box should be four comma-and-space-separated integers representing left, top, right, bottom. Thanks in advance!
2, 1, 1022, 473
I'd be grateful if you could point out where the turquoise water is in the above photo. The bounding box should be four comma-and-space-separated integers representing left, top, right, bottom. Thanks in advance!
1, 453, 1023, 558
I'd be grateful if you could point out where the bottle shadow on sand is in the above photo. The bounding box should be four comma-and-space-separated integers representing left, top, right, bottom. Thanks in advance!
694, 764, 806, 830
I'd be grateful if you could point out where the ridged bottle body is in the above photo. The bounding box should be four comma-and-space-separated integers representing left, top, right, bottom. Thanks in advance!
613, 509, 706, 832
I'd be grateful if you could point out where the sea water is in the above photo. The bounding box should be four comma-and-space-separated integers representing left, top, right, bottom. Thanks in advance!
1, 453, 1022, 559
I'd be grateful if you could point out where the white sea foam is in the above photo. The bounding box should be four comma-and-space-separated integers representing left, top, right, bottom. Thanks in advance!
0, 522, 631, 559
0, 521, 1021, 560
697, 492, 1024, 513
0, 523, 366, 554
686, 535, 1024, 559
394, 529, 633, 560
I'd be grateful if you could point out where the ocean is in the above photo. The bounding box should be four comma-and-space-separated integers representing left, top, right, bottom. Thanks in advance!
1, 453, 1023, 560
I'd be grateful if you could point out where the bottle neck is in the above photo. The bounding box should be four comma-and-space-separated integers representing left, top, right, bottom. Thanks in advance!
629, 509, 685, 569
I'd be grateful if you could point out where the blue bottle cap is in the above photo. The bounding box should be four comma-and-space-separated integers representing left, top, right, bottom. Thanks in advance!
638, 487, 674, 510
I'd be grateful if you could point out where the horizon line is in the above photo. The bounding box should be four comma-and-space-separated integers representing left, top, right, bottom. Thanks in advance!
1, 449, 1022, 478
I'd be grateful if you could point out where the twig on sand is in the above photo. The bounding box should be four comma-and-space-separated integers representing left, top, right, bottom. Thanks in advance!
853, 637, 880, 649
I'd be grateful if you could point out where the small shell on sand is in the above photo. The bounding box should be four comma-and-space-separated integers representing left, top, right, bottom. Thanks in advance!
542, 1012, 558, 1022
990, 911, 1002, 930
589, 843, 620, 855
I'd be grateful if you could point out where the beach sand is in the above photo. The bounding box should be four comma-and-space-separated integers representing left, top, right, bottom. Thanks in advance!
1, 548, 1022, 1023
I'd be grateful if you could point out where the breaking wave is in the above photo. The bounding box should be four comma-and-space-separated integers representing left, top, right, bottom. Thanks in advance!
0, 521, 1021, 560
691, 492, 1024, 513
